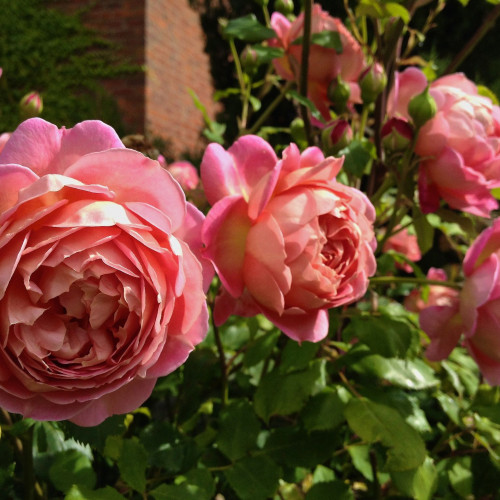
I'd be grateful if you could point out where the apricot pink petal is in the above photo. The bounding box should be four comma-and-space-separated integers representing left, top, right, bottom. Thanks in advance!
0, 164, 39, 214
202, 196, 251, 298
463, 218, 500, 275
265, 307, 329, 343
65, 149, 186, 231
0, 118, 123, 176
460, 254, 499, 336
389, 67, 428, 119
421, 304, 462, 361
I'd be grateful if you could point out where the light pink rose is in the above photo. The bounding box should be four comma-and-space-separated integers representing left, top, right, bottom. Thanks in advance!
166, 161, 200, 192
420, 220, 500, 384
269, 5, 366, 120
0, 118, 212, 425
383, 226, 421, 273
201, 135, 376, 342
390, 67, 500, 217
404, 268, 459, 312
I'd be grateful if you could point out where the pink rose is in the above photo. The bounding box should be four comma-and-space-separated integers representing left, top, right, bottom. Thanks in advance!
383, 226, 421, 273
201, 135, 376, 342
269, 5, 366, 120
0, 118, 211, 425
420, 220, 500, 384
404, 268, 459, 312
166, 161, 200, 192
390, 68, 500, 217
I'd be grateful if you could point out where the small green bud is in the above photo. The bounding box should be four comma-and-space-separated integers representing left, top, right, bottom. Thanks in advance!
274, 0, 294, 15
19, 91, 43, 119
290, 117, 307, 148
359, 63, 387, 105
327, 76, 350, 114
241, 46, 259, 75
408, 86, 437, 128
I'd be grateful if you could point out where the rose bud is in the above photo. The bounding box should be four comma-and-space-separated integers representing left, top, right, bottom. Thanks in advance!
241, 46, 259, 75
19, 91, 43, 119
408, 85, 437, 128
321, 119, 353, 155
275, 0, 294, 16
327, 76, 351, 114
359, 62, 387, 105
381, 118, 414, 152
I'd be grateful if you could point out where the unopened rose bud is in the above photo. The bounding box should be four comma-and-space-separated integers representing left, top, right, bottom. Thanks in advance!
275, 0, 294, 15
327, 76, 351, 114
241, 46, 259, 75
381, 118, 413, 152
19, 91, 43, 119
290, 117, 307, 148
359, 63, 387, 104
322, 119, 352, 155
408, 86, 437, 128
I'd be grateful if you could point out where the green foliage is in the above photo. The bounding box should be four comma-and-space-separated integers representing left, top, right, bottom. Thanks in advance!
0, 0, 140, 134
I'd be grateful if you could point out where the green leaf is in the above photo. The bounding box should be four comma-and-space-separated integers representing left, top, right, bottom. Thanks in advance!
216, 400, 261, 460
351, 355, 439, 390
249, 45, 284, 64
150, 469, 215, 500
263, 428, 339, 468
343, 315, 415, 358
448, 457, 473, 497
292, 31, 343, 52
243, 330, 280, 368
280, 339, 320, 372
413, 207, 435, 254
117, 438, 148, 493
286, 89, 324, 122
222, 14, 276, 42
305, 481, 354, 500
348, 444, 390, 483
344, 398, 427, 471
391, 457, 437, 500
302, 387, 350, 431
254, 360, 325, 422
49, 449, 96, 494
337, 139, 374, 177
224, 455, 281, 500
385, 2, 410, 24
65, 485, 125, 500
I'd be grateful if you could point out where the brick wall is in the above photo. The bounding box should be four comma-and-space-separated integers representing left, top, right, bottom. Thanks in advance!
145, 0, 218, 157
48, 0, 217, 157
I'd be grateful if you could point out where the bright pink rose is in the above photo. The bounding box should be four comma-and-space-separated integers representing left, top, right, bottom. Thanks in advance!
390, 67, 500, 217
201, 135, 376, 342
383, 227, 421, 273
166, 161, 200, 192
0, 118, 211, 425
420, 220, 500, 384
270, 5, 366, 120
405, 268, 459, 312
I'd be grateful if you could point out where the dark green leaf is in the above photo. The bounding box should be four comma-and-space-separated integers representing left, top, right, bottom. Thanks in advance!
65, 485, 125, 500
280, 340, 320, 373
343, 315, 415, 358
302, 387, 349, 431
413, 207, 434, 254
222, 15, 276, 42
249, 45, 284, 64
447, 457, 473, 497
344, 398, 427, 471
216, 400, 261, 460
49, 449, 96, 494
243, 330, 280, 368
351, 355, 439, 390
391, 457, 438, 500
224, 455, 281, 500
254, 360, 325, 422
150, 469, 215, 500
286, 90, 324, 122
305, 481, 354, 500
117, 438, 148, 493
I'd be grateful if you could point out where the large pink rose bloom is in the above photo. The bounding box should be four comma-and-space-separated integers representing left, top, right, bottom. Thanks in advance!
0, 118, 211, 426
201, 136, 376, 342
270, 5, 366, 120
420, 220, 500, 384
390, 67, 500, 217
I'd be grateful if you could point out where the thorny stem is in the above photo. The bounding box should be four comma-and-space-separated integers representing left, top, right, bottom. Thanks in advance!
299, 0, 313, 146
444, 4, 500, 75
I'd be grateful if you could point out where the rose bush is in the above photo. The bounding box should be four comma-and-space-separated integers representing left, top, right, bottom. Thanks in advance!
269, 4, 366, 120
390, 67, 500, 217
0, 118, 211, 426
420, 220, 500, 384
201, 135, 376, 342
